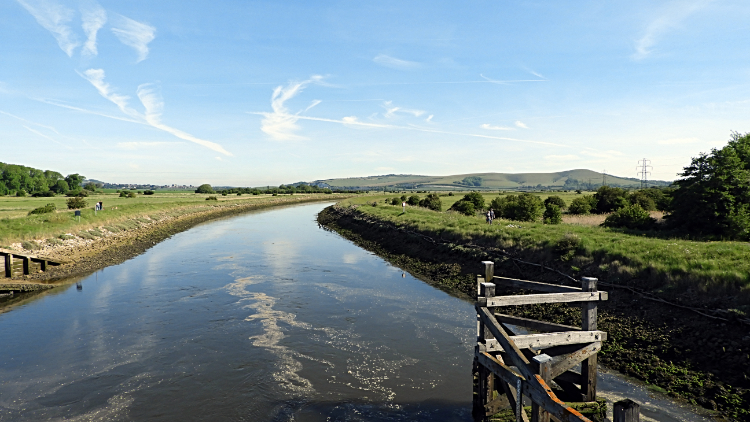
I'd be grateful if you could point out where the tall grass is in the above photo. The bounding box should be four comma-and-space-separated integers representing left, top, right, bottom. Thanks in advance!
341, 195, 750, 300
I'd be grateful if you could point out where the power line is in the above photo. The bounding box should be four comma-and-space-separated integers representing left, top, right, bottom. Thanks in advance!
636, 158, 652, 189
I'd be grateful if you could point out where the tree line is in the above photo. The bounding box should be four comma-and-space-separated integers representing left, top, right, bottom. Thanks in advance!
0, 162, 87, 197
195, 183, 364, 196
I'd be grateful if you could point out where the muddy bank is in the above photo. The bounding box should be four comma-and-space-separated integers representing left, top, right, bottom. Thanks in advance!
4, 196, 341, 285
318, 205, 749, 421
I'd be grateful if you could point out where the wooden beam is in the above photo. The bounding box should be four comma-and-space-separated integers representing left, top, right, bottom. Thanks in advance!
532, 354, 553, 422
494, 313, 581, 333
482, 331, 606, 352
581, 277, 598, 402
614, 399, 640, 422
551, 342, 601, 379
477, 306, 534, 379
22, 257, 30, 275
4, 253, 12, 278
481, 291, 607, 308
493, 276, 582, 293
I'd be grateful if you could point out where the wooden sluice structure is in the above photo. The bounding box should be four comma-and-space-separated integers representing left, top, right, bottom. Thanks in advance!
473, 261, 639, 422
0, 248, 65, 278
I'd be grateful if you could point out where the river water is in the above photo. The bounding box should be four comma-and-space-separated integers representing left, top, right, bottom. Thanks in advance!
0, 203, 714, 421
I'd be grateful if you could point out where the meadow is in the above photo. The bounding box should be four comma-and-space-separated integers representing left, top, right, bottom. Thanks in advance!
339, 193, 750, 303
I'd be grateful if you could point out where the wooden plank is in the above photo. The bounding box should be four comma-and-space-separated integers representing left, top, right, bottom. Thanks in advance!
532, 355, 553, 422
614, 399, 640, 422
493, 276, 582, 293
4, 253, 12, 278
483, 331, 607, 351
551, 342, 601, 379
22, 257, 30, 275
483, 261, 495, 285
483, 291, 607, 307
494, 313, 581, 333
477, 306, 534, 379
581, 277, 598, 402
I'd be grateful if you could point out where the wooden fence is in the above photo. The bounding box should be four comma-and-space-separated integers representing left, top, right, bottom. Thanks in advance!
0, 248, 64, 278
473, 261, 640, 422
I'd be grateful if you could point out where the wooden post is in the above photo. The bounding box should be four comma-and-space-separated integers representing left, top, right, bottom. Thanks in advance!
482, 261, 494, 285
4, 254, 12, 278
22, 257, 30, 275
531, 354, 552, 422
480, 281, 496, 419
581, 277, 598, 401
40, 260, 47, 272
614, 399, 640, 422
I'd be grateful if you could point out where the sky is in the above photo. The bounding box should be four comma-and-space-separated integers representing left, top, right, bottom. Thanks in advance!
1, 0, 749, 186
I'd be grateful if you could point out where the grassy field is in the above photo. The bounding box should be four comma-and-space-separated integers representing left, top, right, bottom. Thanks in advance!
339, 193, 750, 303
0, 192, 341, 246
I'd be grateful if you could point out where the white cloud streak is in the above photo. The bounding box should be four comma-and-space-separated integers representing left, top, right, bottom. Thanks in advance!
383, 101, 425, 118
259, 76, 326, 141
117, 141, 182, 150
633, 0, 710, 60
75, 69, 232, 155
514, 121, 528, 129
111, 14, 155, 62
16, 0, 79, 56
481, 123, 514, 131
373, 54, 421, 70
81, 3, 107, 56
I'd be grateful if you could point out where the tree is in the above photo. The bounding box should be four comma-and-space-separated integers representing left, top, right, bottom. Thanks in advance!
544, 195, 567, 210
461, 192, 485, 210
84, 182, 97, 191
492, 193, 543, 222
593, 186, 628, 213
51, 179, 69, 194
568, 196, 593, 215
449, 200, 475, 216
418, 194, 442, 211
407, 195, 420, 206
66, 197, 87, 209
64, 174, 85, 191
461, 176, 483, 186
603, 204, 655, 230
195, 184, 214, 194
628, 191, 656, 211
668, 132, 750, 239
543, 204, 562, 224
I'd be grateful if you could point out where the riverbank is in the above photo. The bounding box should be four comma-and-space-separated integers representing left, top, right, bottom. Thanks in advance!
1, 195, 348, 284
318, 204, 749, 421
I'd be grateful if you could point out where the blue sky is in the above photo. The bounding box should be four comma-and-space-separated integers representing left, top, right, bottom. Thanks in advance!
1, 1, 749, 186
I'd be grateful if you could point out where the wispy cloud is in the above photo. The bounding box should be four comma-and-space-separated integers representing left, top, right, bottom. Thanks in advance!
75, 69, 232, 155
544, 154, 580, 161
382, 101, 425, 118
136, 83, 232, 155
481, 123, 514, 131
658, 137, 700, 145
81, 3, 107, 56
16, 0, 79, 56
23, 125, 71, 148
117, 141, 183, 150
111, 14, 155, 62
480, 74, 547, 84
633, 0, 709, 60
514, 121, 528, 129
373, 54, 421, 70
425, 115, 433, 122
258, 76, 325, 141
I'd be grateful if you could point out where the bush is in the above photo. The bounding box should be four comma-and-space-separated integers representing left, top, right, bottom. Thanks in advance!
449, 200, 475, 216
28, 203, 56, 215
568, 195, 597, 215
66, 197, 87, 209
407, 195, 420, 206
390, 197, 400, 205
418, 193, 442, 211
206, 196, 218, 201
16, 189, 27, 197
492, 193, 543, 222
400, 195, 407, 201
461, 192, 485, 210
67, 189, 88, 197
594, 186, 628, 213
629, 191, 656, 211
602, 204, 655, 230
143, 190, 155, 195
195, 184, 214, 194
21, 241, 40, 251
448, 192, 454, 196
544, 195, 566, 210
32, 190, 56, 197
84, 182, 97, 191
543, 204, 562, 224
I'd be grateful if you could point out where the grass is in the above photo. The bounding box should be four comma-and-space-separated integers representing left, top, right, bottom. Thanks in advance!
0, 191, 348, 245
341, 194, 750, 301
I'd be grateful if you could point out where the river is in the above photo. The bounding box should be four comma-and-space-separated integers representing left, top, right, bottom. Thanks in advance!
0, 203, 714, 421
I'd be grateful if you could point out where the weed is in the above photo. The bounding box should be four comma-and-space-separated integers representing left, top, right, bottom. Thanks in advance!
21, 240, 40, 250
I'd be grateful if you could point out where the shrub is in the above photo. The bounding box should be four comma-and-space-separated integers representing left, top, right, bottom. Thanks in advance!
67, 189, 88, 197
21, 241, 40, 250
195, 184, 214, 194
544, 195, 567, 210
602, 204, 655, 230
543, 204, 562, 224
461, 192, 485, 210
568, 195, 594, 215
492, 193, 543, 222
28, 203, 56, 215
390, 197, 400, 205
16, 189, 27, 197
32, 190, 56, 197
400, 195, 407, 201
407, 195, 420, 206
594, 186, 628, 213
448, 192, 454, 196
449, 200, 475, 216
628, 191, 656, 211
143, 190, 155, 195
418, 194, 442, 211
83, 182, 97, 191
206, 196, 218, 201
555, 233, 581, 254
66, 197, 87, 209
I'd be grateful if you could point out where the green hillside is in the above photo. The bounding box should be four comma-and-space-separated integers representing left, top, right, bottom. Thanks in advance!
313, 169, 671, 190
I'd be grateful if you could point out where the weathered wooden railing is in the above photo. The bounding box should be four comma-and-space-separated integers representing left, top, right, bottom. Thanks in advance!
473, 260, 640, 422
0, 248, 65, 278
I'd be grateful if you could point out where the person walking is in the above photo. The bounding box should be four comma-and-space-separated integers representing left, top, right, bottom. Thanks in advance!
489, 208, 495, 225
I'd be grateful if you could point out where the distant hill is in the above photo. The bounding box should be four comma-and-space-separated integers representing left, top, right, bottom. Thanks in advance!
312, 169, 672, 190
